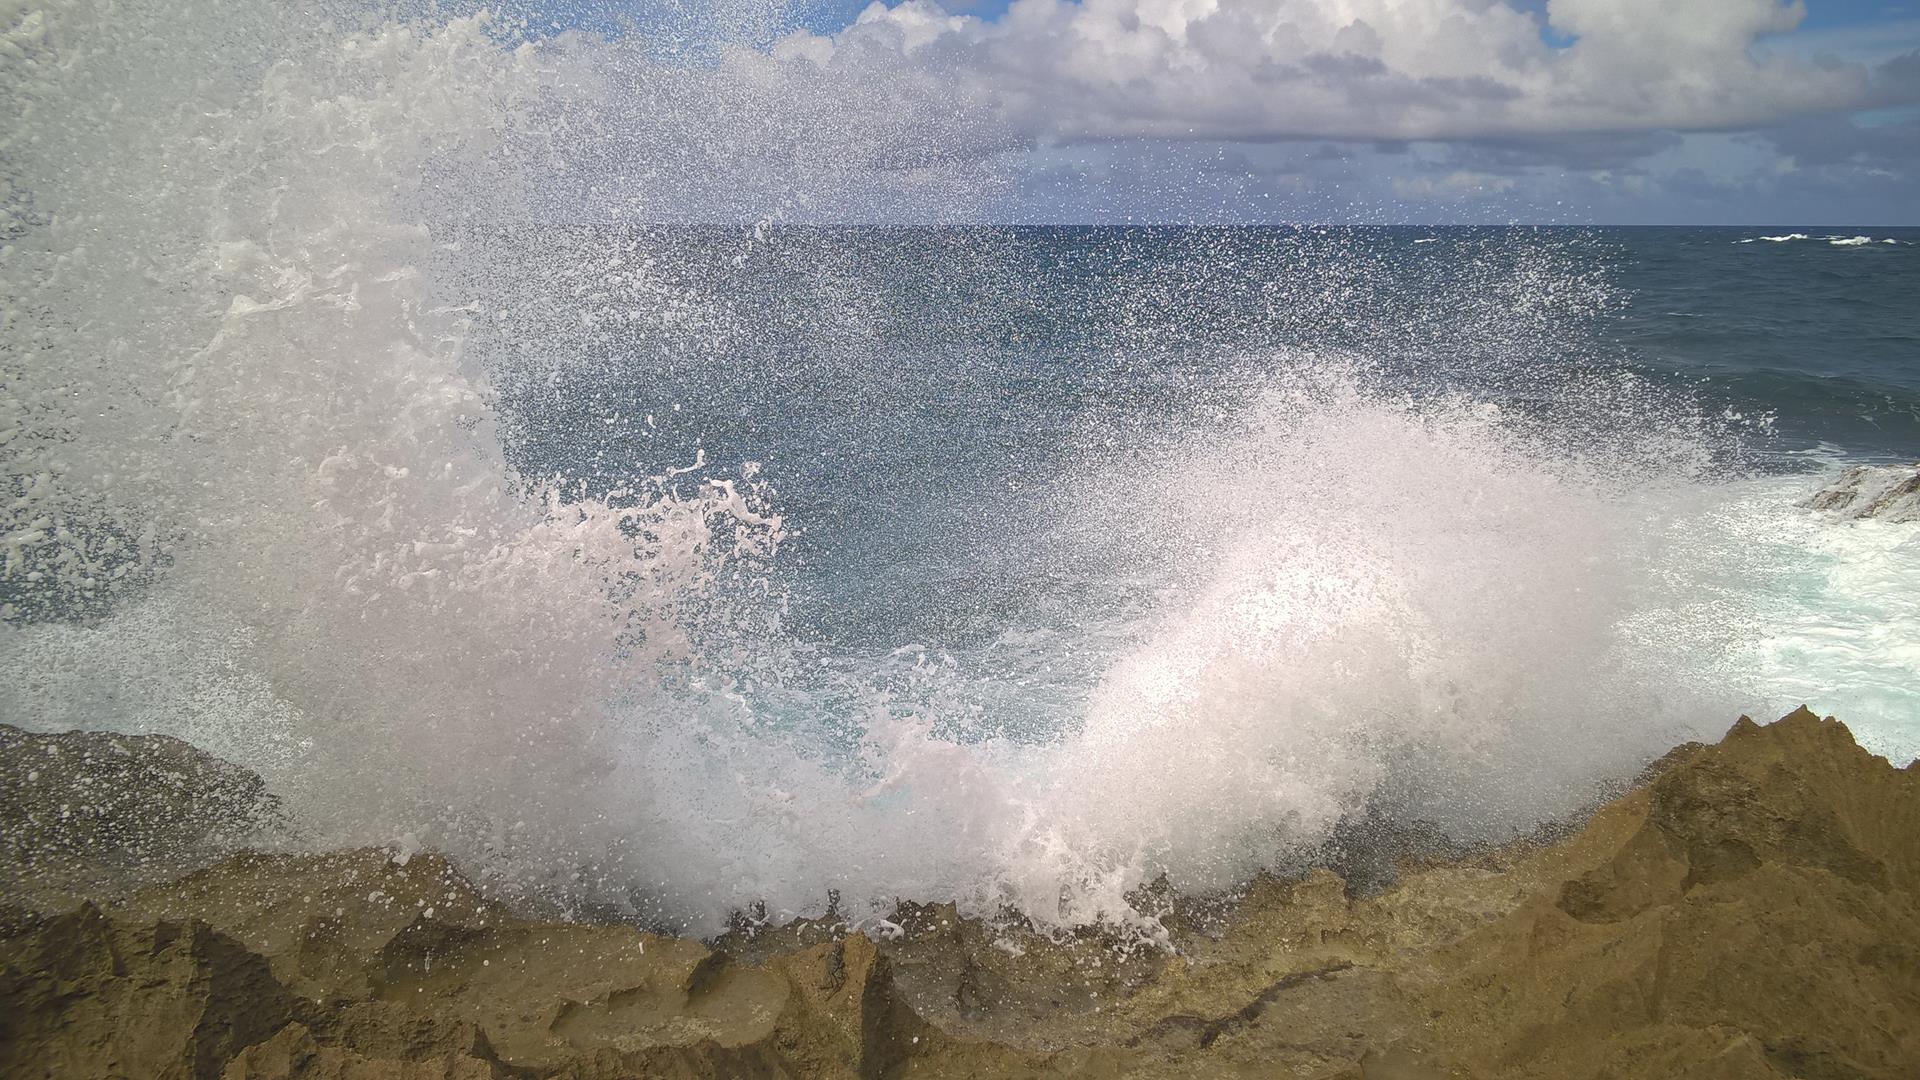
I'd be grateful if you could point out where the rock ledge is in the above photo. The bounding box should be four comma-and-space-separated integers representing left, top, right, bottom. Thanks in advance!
3, 709, 1917, 1079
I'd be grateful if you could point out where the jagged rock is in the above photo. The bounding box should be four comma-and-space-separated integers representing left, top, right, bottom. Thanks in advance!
1414, 707, 1920, 1079
1801, 463, 1920, 521
220, 1021, 512, 1080
3, 709, 1916, 1078
0, 724, 283, 912
0, 904, 299, 1080
118, 849, 514, 1001
37, 853, 1026, 1078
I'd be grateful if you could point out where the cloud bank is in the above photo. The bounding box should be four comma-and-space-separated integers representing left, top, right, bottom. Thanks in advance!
783, 0, 1912, 143
495, 0, 1919, 222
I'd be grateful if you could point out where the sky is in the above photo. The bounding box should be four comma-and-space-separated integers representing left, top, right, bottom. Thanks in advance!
533, 0, 1920, 223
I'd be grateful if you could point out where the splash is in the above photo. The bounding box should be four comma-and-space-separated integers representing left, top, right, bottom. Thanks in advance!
1, 3, 786, 901
0, 0, 1788, 939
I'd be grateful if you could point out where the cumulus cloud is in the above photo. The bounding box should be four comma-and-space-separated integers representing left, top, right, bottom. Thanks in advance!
489, 0, 1918, 222
1390, 169, 1517, 200
783, 0, 1913, 142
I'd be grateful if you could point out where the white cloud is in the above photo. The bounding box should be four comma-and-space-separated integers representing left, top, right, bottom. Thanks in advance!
455, 0, 1920, 223
792, 0, 1909, 142
1759, 15, 1920, 65
1392, 169, 1519, 200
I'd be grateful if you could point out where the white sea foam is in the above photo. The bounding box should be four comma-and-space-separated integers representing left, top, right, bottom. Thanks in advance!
1741, 233, 1904, 248
572, 363, 1761, 936
1696, 474, 1920, 765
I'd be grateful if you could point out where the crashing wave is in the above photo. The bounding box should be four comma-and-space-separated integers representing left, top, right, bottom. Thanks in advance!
0, 0, 1885, 939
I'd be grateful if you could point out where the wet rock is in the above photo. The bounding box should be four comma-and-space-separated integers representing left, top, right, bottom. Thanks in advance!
1801, 463, 1920, 521
0, 724, 284, 912
220, 1021, 515, 1080
0, 904, 300, 1080
3, 709, 1917, 1078
118, 848, 510, 1000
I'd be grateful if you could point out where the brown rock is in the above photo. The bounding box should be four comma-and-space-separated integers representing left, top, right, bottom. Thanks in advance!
220, 1022, 511, 1080
0, 904, 299, 1080
3, 708, 1916, 1079
1417, 707, 1920, 1079
0, 724, 283, 912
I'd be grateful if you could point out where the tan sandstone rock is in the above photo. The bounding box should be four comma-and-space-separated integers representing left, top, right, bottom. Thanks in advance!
3, 708, 1915, 1079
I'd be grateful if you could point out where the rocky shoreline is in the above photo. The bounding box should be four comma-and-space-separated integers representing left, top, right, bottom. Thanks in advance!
3, 709, 1916, 1079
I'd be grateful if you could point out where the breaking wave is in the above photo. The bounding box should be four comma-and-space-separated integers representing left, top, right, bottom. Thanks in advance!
4, 0, 1905, 938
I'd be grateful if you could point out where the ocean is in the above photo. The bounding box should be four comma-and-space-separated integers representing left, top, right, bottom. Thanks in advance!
3, 5, 1916, 937
480, 223, 1920, 755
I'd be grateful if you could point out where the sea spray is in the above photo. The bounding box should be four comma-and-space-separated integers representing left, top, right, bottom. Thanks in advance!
1, 0, 1789, 939
1, 3, 787, 906
471, 360, 1756, 938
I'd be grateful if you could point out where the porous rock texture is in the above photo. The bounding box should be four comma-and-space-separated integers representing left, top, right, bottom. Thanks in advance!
2, 708, 1916, 1079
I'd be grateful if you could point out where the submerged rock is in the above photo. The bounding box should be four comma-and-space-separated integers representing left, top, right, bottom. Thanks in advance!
1801, 463, 1920, 521
2, 709, 1916, 1078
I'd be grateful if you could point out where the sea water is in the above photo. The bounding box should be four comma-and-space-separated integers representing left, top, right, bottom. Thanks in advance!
2, 2, 1916, 938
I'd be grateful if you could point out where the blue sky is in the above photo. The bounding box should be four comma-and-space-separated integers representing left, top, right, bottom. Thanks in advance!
527, 0, 1920, 223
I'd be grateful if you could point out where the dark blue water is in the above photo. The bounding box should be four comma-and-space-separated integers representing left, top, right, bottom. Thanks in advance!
1609, 227, 1920, 460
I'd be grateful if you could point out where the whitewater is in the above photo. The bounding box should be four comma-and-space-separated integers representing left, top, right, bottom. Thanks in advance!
3, 0, 1916, 940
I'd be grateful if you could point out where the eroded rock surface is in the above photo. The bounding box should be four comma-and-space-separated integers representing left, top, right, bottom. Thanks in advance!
3, 709, 1916, 1078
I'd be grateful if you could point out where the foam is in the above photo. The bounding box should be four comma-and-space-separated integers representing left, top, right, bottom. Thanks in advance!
1740, 480, 1920, 764
1736, 233, 1906, 249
